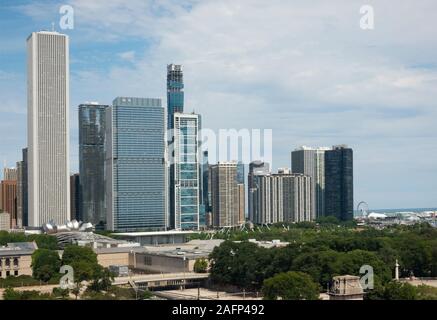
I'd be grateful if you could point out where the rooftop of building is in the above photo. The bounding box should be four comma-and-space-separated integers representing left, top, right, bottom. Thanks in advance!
0, 241, 38, 257
113, 230, 197, 237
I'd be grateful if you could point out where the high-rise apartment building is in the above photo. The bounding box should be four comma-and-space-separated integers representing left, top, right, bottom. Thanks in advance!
325, 145, 354, 221
248, 161, 270, 223
27, 31, 70, 226
79, 103, 108, 228
167, 64, 184, 130
251, 171, 312, 224
291, 146, 331, 219
106, 97, 167, 232
209, 162, 244, 228
169, 113, 200, 230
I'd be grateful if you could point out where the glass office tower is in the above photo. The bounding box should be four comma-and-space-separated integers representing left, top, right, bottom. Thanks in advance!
79, 103, 108, 228
324, 145, 354, 221
170, 113, 200, 231
167, 64, 184, 130
106, 97, 167, 232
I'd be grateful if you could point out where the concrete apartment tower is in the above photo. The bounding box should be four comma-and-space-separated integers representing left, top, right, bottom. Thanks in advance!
209, 162, 244, 228
27, 31, 70, 226
291, 146, 331, 219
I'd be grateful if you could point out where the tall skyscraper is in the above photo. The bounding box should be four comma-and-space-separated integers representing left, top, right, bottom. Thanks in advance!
169, 113, 200, 230
248, 161, 270, 223
291, 146, 331, 219
167, 64, 184, 130
79, 103, 108, 228
1, 168, 18, 228
106, 97, 167, 232
252, 171, 312, 224
325, 145, 354, 221
70, 174, 80, 221
209, 162, 244, 228
27, 31, 70, 226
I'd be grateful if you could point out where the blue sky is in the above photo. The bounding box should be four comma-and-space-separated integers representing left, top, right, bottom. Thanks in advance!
0, 0, 437, 209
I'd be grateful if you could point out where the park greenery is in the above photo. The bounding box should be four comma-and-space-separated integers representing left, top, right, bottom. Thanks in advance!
193, 258, 209, 273
0, 231, 58, 250
203, 220, 437, 300
2, 244, 119, 299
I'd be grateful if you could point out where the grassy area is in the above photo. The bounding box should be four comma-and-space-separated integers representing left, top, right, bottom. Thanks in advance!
0, 275, 61, 288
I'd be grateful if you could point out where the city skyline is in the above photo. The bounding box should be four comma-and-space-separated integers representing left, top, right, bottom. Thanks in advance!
1, 1, 437, 209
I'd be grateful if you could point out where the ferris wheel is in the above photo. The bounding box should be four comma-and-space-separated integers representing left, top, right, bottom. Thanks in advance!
357, 201, 369, 217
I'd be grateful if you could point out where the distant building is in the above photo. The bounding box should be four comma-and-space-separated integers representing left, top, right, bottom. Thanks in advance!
105, 97, 167, 232
70, 174, 80, 221
18, 148, 28, 227
79, 103, 108, 228
167, 64, 184, 130
0, 212, 11, 231
209, 162, 244, 228
0, 242, 38, 278
291, 146, 331, 219
27, 31, 70, 226
251, 171, 312, 224
325, 145, 354, 221
169, 113, 200, 231
248, 161, 270, 223
237, 183, 245, 225
328, 275, 364, 300
1, 177, 17, 229
16, 162, 24, 228
201, 150, 210, 225
3, 168, 18, 181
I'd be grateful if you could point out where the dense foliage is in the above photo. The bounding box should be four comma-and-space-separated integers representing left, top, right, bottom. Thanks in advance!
262, 271, 320, 300
0, 231, 58, 250
31, 249, 62, 282
193, 258, 208, 273
206, 223, 437, 299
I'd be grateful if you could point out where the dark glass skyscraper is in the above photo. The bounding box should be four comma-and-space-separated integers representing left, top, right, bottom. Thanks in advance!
324, 145, 354, 221
167, 64, 184, 130
248, 161, 270, 223
79, 103, 108, 228
106, 97, 166, 232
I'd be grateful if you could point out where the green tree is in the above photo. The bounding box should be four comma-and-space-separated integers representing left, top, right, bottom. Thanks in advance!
31, 249, 61, 282
89, 265, 115, 292
380, 281, 418, 300
262, 271, 320, 300
62, 245, 99, 284
193, 258, 208, 273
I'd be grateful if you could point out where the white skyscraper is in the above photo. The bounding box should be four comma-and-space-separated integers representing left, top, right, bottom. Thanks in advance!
27, 31, 70, 226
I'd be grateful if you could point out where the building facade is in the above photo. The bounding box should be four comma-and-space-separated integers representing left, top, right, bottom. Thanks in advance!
79, 103, 108, 228
209, 162, 244, 228
167, 64, 184, 130
252, 172, 312, 224
106, 97, 167, 232
291, 146, 331, 219
324, 145, 354, 221
248, 161, 270, 223
1, 167, 18, 228
70, 174, 80, 221
169, 113, 200, 231
27, 31, 70, 226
